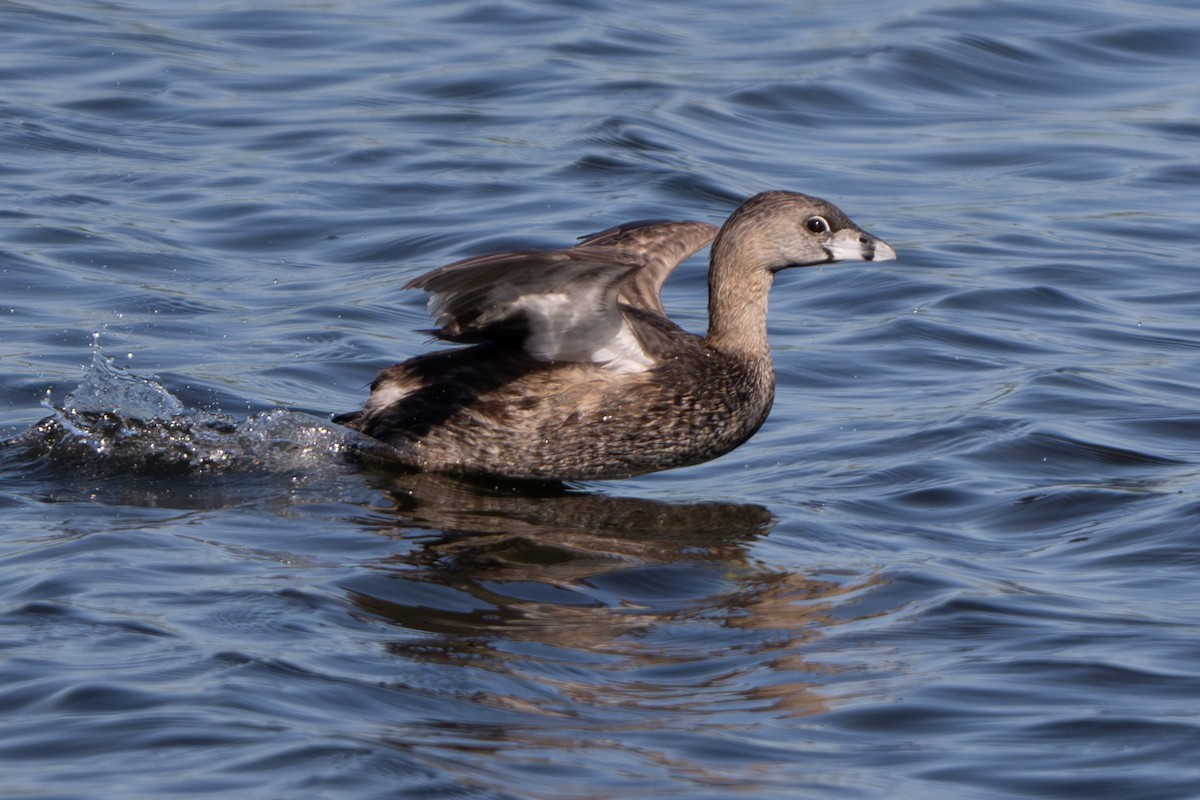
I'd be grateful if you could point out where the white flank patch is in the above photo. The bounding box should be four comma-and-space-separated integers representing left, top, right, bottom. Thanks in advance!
520, 293, 653, 373
589, 323, 656, 374
364, 381, 414, 413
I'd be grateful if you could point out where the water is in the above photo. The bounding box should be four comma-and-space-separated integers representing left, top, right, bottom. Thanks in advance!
2, 0, 1200, 797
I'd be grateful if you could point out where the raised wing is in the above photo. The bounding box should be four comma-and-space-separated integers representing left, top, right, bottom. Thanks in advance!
577, 220, 717, 316
405, 219, 715, 370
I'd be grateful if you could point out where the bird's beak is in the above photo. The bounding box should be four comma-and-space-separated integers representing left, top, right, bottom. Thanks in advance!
826, 228, 897, 263
869, 237, 897, 262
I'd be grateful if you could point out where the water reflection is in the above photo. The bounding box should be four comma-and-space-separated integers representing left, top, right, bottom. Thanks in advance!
347, 471, 874, 730
1, 391, 875, 729
351, 470, 777, 637
1, 398, 885, 792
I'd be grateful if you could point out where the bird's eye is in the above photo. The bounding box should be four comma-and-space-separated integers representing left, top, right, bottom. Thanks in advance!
805, 216, 830, 234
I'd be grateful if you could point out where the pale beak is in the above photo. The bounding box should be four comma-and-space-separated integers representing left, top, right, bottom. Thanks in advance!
826, 228, 897, 263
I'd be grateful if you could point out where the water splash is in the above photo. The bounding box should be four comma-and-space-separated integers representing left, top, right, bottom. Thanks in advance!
5, 345, 400, 477
63, 347, 186, 421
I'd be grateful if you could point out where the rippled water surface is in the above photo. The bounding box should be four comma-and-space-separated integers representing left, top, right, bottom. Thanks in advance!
3, 0, 1200, 797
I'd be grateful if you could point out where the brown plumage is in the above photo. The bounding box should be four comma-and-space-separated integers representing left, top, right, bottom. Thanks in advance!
337, 190, 896, 481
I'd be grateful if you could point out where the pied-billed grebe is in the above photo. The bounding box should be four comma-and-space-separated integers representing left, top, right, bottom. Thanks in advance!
336, 191, 896, 481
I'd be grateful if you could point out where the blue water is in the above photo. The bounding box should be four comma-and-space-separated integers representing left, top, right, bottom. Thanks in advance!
3, 0, 1200, 797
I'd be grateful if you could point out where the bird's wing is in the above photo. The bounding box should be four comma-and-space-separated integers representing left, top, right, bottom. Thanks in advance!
576, 219, 717, 316
405, 219, 716, 369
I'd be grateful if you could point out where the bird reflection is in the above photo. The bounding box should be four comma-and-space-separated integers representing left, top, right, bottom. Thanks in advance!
344, 470, 869, 721
347, 468, 777, 640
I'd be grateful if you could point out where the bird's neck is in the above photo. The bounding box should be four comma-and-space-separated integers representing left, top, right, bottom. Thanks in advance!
704, 239, 775, 361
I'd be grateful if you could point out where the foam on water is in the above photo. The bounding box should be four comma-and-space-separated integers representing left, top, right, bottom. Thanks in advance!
5, 342, 399, 480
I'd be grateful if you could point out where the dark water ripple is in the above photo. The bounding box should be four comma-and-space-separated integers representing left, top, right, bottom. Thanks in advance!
3, 0, 1200, 797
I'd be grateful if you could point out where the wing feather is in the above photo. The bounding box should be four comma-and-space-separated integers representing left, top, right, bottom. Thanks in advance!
404, 219, 716, 370
577, 220, 718, 316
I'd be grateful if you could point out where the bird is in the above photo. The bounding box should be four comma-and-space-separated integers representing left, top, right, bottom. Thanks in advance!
335, 190, 895, 481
